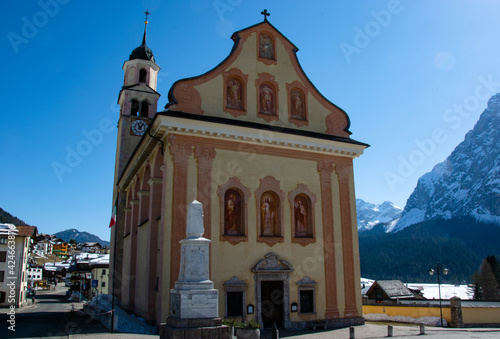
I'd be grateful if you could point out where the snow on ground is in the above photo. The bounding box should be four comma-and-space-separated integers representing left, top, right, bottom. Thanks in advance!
361, 278, 472, 300
84, 294, 155, 334
408, 283, 471, 300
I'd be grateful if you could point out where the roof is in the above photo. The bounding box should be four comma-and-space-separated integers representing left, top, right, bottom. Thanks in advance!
367, 280, 415, 299
16, 225, 37, 238
0, 223, 17, 236
82, 242, 102, 248
129, 27, 154, 62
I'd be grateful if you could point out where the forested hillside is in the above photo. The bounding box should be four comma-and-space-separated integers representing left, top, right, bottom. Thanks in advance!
359, 217, 500, 283
0, 207, 29, 226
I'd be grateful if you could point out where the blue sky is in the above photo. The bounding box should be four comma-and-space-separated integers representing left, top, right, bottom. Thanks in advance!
1, 1, 499, 241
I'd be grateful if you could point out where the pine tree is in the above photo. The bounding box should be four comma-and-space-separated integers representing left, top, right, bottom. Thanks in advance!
469, 271, 482, 300
479, 258, 500, 301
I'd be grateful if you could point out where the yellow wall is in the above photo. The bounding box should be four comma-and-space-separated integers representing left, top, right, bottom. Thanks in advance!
363, 305, 451, 323
363, 304, 500, 326
463, 307, 500, 324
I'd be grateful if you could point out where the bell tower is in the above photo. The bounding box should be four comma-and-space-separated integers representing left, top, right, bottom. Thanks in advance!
115, 10, 160, 182
110, 11, 160, 304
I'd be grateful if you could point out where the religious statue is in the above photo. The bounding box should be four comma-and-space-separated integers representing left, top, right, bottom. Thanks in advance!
261, 195, 276, 236
259, 33, 274, 59
226, 78, 242, 109
224, 191, 240, 235
260, 85, 274, 114
291, 90, 305, 120
294, 199, 308, 237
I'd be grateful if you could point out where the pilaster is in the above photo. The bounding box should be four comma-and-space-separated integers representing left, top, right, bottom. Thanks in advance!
168, 135, 193, 290
317, 160, 340, 319
335, 159, 358, 317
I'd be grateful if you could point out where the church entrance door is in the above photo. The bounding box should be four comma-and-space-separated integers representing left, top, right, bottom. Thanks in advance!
260, 280, 284, 328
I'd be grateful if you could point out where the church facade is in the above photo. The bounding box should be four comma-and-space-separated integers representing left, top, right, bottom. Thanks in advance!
110, 16, 369, 330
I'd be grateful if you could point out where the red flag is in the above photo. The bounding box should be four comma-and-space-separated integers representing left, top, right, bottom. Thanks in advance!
109, 198, 117, 228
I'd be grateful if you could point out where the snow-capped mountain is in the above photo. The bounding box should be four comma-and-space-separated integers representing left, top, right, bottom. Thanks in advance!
394, 93, 500, 232
55, 228, 110, 247
356, 198, 402, 231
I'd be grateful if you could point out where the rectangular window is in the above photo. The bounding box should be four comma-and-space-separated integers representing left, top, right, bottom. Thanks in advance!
102, 269, 106, 275
101, 282, 106, 288
0, 271, 4, 283
299, 290, 314, 313
0, 251, 6, 262
0, 291, 5, 303
226, 291, 243, 317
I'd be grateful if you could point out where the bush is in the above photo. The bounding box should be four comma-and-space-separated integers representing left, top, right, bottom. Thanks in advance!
222, 319, 261, 329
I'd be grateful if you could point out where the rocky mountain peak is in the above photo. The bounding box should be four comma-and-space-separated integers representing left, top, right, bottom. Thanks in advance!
394, 93, 500, 231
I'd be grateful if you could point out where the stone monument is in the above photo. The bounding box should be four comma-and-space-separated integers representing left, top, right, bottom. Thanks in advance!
160, 200, 232, 338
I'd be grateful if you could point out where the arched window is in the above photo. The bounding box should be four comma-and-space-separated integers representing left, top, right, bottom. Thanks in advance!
130, 100, 139, 116
255, 73, 279, 122
259, 33, 274, 59
140, 101, 149, 117
288, 184, 317, 246
223, 68, 248, 117
223, 189, 244, 236
260, 191, 280, 237
259, 83, 276, 115
255, 176, 285, 246
290, 89, 306, 120
218, 177, 251, 245
139, 68, 147, 83
293, 194, 312, 238
226, 77, 243, 109
287, 81, 309, 127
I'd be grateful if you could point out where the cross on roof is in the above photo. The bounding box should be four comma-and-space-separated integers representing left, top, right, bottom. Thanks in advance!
261, 9, 270, 22
144, 9, 150, 24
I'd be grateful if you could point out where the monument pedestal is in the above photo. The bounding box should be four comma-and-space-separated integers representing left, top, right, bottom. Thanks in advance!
160, 201, 232, 339
170, 287, 219, 319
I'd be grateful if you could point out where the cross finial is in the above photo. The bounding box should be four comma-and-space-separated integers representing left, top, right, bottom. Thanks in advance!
261, 9, 270, 22
144, 9, 151, 25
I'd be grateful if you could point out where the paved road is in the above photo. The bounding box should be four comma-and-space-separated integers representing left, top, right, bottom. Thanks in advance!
0, 285, 106, 339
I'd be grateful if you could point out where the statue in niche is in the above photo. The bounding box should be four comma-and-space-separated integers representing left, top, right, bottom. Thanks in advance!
224, 190, 241, 235
260, 84, 274, 114
291, 89, 305, 120
294, 196, 308, 237
226, 78, 242, 109
261, 193, 277, 236
259, 33, 274, 59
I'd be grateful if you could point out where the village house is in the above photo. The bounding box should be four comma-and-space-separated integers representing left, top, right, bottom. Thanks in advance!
0, 224, 37, 307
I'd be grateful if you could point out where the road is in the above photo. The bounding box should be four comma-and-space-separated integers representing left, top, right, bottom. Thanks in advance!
1, 285, 107, 339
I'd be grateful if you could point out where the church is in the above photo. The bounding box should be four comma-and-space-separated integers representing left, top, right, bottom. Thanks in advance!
110, 11, 369, 330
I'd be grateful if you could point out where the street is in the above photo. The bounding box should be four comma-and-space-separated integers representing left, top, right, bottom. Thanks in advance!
1, 285, 107, 338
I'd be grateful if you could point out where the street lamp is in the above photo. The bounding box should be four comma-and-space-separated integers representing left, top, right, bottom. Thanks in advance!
429, 263, 449, 327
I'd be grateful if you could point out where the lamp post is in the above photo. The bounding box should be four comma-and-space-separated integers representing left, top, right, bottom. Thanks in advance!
429, 263, 449, 327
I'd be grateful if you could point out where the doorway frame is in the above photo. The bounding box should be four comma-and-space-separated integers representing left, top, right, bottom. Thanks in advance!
252, 252, 293, 328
